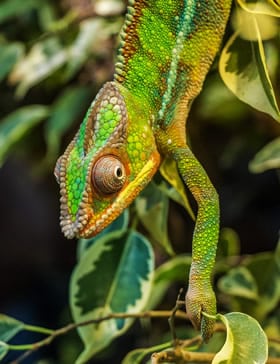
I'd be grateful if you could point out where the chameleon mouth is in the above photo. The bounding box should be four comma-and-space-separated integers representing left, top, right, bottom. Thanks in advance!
59, 201, 91, 239
60, 156, 160, 239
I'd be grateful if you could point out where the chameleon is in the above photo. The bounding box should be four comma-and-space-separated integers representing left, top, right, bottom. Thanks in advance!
55, 0, 232, 340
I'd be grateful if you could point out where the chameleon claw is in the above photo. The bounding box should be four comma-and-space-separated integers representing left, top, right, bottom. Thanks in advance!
185, 284, 216, 342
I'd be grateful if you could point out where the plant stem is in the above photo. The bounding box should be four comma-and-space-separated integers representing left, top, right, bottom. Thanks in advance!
24, 324, 54, 335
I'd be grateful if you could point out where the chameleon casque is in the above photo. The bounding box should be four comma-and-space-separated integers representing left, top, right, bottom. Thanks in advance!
55, 0, 232, 340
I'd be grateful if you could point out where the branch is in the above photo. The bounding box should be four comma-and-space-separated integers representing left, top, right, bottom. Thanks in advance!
8, 309, 280, 364
8, 309, 188, 364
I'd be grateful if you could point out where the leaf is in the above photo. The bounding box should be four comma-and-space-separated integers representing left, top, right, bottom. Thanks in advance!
218, 266, 259, 300
77, 209, 129, 260
159, 157, 195, 220
0, 0, 38, 23
232, 8, 278, 41
244, 249, 280, 320
217, 228, 240, 259
249, 137, 280, 173
64, 19, 99, 80
213, 312, 268, 364
122, 342, 171, 364
237, 0, 280, 17
65, 17, 123, 80
0, 341, 9, 360
44, 86, 91, 165
147, 255, 192, 310
70, 230, 154, 364
0, 42, 24, 82
0, 105, 49, 166
9, 37, 67, 97
135, 182, 174, 256
219, 28, 280, 122
0, 314, 24, 342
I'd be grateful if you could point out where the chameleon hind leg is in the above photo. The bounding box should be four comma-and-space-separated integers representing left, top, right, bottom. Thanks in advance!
172, 145, 219, 341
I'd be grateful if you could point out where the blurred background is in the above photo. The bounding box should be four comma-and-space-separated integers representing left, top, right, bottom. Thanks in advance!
0, 0, 279, 363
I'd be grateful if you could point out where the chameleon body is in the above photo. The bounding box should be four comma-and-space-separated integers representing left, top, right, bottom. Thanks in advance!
55, 0, 232, 339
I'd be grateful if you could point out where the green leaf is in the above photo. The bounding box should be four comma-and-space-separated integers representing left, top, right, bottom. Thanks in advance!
65, 17, 123, 80
77, 209, 129, 260
213, 312, 268, 364
217, 228, 240, 259
249, 137, 280, 173
0, 341, 9, 360
0, 314, 24, 342
0, 105, 49, 166
159, 157, 195, 220
219, 29, 280, 122
244, 248, 280, 320
0, 0, 38, 23
9, 37, 67, 97
44, 86, 91, 165
135, 182, 174, 256
122, 342, 171, 364
147, 255, 192, 310
218, 266, 259, 300
0, 42, 24, 82
70, 230, 154, 364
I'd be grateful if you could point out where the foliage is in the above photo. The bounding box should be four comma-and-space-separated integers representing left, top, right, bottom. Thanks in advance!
0, 0, 279, 363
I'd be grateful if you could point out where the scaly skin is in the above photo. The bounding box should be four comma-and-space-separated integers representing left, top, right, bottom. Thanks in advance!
55, 0, 232, 340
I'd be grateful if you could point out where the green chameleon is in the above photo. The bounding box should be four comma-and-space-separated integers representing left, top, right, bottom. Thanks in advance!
55, 0, 232, 340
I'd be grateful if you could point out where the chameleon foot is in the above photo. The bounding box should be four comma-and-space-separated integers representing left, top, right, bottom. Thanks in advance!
185, 283, 216, 342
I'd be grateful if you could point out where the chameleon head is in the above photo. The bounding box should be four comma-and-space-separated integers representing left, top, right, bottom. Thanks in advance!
55, 82, 160, 239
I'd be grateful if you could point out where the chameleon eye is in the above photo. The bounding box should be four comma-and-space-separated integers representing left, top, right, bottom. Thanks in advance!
92, 156, 126, 195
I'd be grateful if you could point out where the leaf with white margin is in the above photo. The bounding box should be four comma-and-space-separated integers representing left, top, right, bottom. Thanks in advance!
70, 230, 154, 364
219, 25, 280, 121
213, 312, 268, 364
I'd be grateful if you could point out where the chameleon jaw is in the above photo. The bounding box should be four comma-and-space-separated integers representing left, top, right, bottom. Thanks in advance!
60, 155, 160, 239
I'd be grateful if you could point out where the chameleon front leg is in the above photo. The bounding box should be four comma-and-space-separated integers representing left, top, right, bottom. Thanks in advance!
172, 146, 219, 341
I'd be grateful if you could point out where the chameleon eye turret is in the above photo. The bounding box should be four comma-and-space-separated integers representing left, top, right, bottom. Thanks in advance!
91, 155, 126, 195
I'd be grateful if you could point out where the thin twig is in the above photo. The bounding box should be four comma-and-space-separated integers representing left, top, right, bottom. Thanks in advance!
168, 288, 185, 343
8, 309, 188, 364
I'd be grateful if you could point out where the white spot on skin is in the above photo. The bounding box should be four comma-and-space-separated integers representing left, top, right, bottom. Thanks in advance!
110, 96, 118, 104
167, 139, 172, 145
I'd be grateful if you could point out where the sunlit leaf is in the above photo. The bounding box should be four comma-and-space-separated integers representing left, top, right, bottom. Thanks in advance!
219, 29, 280, 121
218, 266, 259, 300
249, 137, 280, 173
160, 157, 194, 220
0, 42, 24, 82
0, 105, 49, 166
237, 0, 280, 17
9, 38, 67, 97
213, 312, 268, 364
70, 230, 154, 364
232, 8, 278, 41
135, 182, 174, 256
0, 314, 24, 342
44, 86, 91, 166
77, 209, 129, 260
